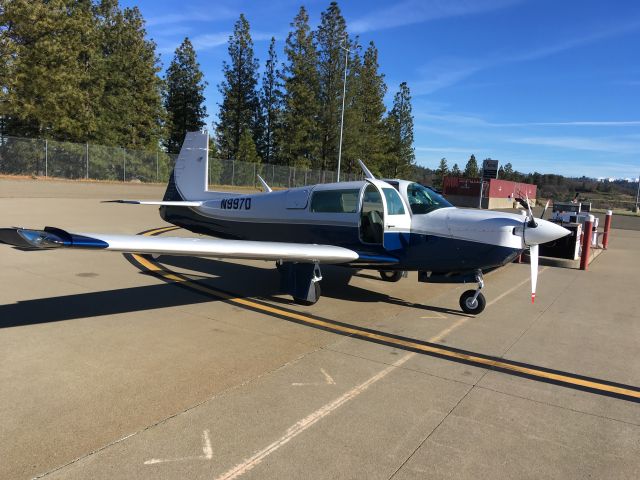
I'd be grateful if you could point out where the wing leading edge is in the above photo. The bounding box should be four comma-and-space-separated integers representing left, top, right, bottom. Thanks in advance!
0, 227, 360, 264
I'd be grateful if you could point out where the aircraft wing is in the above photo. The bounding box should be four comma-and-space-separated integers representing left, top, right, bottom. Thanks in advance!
0, 227, 359, 264
103, 200, 204, 206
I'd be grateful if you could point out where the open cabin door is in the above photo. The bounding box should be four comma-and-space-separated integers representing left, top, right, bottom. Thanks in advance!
359, 180, 412, 251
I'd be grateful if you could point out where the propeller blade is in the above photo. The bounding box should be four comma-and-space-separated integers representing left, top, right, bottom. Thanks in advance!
540, 199, 550, 219
525, 193, 534, 218
530, 244, 539, 303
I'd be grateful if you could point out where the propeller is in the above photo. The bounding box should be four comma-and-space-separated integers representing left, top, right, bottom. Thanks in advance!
514, 192, 547, 304
516, 193, 537, 227
540, 199, 550, 219
529, 244, 538, 303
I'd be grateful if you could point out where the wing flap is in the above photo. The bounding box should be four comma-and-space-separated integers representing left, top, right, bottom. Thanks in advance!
0, 227, 359, 264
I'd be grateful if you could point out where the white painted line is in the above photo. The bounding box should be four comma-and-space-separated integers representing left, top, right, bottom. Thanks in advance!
214, 353, 414, 480
144, 429, 213, 465
211, 265, 540, 478
320, 368, 336, 385
420, 311, 446, 319
291, 368, 336, 386
202, 429, 213, 459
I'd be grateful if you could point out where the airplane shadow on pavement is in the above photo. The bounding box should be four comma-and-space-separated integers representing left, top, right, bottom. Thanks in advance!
0, 255, 465, 329
153, 256, 466, 317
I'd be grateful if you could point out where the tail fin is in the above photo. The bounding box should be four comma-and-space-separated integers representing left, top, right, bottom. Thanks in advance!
163, 131, 209, 201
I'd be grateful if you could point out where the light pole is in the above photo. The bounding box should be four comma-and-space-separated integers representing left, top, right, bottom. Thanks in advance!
337, 34, 349, 183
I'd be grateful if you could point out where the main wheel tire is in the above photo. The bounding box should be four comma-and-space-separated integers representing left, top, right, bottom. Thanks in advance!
293, 282, 321, 306
379, 270, 403, 282
459, 290, 486, 314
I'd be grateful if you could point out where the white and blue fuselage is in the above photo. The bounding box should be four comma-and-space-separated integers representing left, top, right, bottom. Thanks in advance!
160, 175, 556, 276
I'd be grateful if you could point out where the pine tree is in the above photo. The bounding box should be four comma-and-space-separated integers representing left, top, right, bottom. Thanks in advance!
435, 157, 449, 187
346, 41, 388, 176
236, 128, 260, 163
216, 14, 260, 160
258, 37, 282, 164
385, 82, 414, 178
1, 0, 99, 141
164, 37, 207, 153
451, 163, 461, 176
278, 6, 320, 168
464, 154, 479, 178
94, 1, 164, 149
503, 162, 514, 180
340, 39, 362, 175
0, 5, 18, 136
316, 1, 348, 171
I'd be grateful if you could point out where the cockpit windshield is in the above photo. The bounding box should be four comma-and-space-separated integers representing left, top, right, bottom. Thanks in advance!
406, 183, 453, 214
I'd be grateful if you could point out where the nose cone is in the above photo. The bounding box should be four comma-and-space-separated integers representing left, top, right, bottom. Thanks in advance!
525, 219, 570, 246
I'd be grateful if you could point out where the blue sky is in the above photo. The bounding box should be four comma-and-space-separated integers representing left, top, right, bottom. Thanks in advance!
121, 0, 640, 180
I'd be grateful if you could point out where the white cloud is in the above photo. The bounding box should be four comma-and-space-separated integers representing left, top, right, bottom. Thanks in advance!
508, 135, 640, 154
350, 0, 522, 34
158, 30, 276, 55
410, 19, 640, 94
146, 9, 235, 28
415, 146, 482, 153
415, 112, 640, 128
192, 32, 230, 50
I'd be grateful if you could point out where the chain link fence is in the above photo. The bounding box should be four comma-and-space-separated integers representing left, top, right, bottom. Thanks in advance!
0, 135, 362, 188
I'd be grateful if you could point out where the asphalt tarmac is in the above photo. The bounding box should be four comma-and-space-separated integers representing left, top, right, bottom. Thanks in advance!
1, 178, 639, 480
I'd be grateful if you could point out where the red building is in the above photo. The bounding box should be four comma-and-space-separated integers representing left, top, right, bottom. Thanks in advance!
443, 177, 537, 209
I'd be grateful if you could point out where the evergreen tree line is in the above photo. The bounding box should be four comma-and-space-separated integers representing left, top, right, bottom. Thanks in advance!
212, 2, 415, 177
0, 1, 414, 179
0, 0, 165, 150
434, 154, 564, 187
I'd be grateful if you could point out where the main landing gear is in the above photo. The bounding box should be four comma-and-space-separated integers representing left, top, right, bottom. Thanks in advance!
278, 262, 323, 306
459, 270, 486, 315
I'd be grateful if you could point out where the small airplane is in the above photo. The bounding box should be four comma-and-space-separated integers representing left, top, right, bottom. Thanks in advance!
0, 132, 569, 314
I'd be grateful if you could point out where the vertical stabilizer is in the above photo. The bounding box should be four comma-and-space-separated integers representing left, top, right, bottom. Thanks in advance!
165, 131, 209, 201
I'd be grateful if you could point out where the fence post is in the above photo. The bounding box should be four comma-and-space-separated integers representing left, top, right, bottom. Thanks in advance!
122, 148, 126, 182
156, 150, 159, 183
253, 163, 257, 187
304, 170, 307, 186
85, 142, 89, 179
44, 139, 48, 177
292, 166, 296, 187
231, 160, 236, 185
272, 164, 275, 185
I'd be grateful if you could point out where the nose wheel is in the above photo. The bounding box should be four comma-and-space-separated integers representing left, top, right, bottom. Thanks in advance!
459, 271, 486, 314
379, 270, 404, 282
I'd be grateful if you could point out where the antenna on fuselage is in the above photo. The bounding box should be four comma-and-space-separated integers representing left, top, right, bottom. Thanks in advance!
257, 174, 272, 193
358, 160, 376, 180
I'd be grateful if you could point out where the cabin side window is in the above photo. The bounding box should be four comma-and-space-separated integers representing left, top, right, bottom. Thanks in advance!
310, 189, 360, 213
382, 188, 405, 215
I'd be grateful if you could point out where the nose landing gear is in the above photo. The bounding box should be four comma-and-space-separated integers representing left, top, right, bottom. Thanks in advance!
459, 270, 486, 314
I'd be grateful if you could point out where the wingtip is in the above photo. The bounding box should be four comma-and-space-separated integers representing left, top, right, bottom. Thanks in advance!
531, 293, 536, 304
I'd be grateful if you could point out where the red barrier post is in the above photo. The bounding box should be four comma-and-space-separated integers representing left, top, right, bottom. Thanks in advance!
602, 210, 612, 249
580, 214, 594, 270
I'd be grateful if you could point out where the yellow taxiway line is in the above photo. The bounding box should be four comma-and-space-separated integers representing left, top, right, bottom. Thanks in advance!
126, 226, 640, 403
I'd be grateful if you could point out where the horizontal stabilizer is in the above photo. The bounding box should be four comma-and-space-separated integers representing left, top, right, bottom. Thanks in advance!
103, 200, 204, 206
